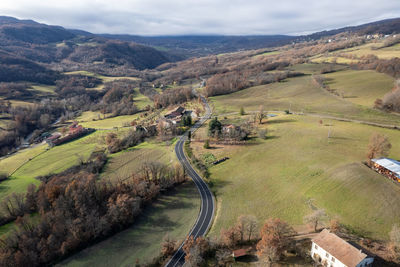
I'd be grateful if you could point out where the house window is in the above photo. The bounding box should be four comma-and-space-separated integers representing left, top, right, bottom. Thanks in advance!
326, 252, 330, 258
332, 257, 335, 262
315, 244, 318, 249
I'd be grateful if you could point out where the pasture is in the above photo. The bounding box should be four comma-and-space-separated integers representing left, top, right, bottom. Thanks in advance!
0, 131, 105, 202
345, 42, 400, 59
78, 114, 141, 129
0, 144, 47, 176
191, 114, 400, 240
210, 73, 400, 125
101, 140, 177, 182
324, 70, 394, 107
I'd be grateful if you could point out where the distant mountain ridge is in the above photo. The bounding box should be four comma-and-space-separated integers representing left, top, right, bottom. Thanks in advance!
97, 17, 400, 56
0, 16, 177, 83
0, 15, 399, 84
98, 34, 295, 57
0, 16, 76, 44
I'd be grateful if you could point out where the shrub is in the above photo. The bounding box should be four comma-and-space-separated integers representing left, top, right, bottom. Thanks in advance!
0, 172, 8, 182
239, 107, 245, 116
258, 129, 267, 140
204, 139, 210, 149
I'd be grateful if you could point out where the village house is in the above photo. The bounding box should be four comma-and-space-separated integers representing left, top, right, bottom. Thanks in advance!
164, 106, 186, 124
311, 229, 374, 267
371, 157, 400, 183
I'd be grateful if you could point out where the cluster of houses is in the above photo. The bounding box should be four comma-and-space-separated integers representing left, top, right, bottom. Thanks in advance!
163, 106, 197, 125
45, 122, 94, 147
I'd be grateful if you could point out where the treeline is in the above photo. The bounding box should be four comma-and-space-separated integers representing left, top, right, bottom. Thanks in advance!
352, 55, 400, 78
0, 101, 64, 156
0, 160, 187, 266
153, 87, 194, 108
98, 80, 142, 116
205, 70, 303, 97
105, 127, 157, 154
158, 215, 309, 266
55, 75, 102, 97
0, 83, 34, 100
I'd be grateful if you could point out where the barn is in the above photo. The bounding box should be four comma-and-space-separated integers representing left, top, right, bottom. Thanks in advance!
371, 157, 400, 183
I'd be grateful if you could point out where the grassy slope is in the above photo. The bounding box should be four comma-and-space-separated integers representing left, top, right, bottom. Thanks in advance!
196, 114, 400, 240
78, 114, 141, 129
101, 141, 177, 182
346, 42, 400, 59
58, 181, 200, 267
312, 42, 400, 62
324, 70, 394, 107
0, 131, 104, 202
210, 73, 400, 125
0, 144, 47, 175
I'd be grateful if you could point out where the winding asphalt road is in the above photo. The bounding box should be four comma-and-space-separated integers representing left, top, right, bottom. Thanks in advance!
164, 94, 215, 267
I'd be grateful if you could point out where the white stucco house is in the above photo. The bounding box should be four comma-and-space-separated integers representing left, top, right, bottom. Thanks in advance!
311, 229, 374, 267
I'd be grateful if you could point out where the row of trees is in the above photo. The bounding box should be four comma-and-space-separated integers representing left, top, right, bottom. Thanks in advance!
0, 100, 65, 156
105, 127, 157, 154
204, 69, 303, 97
160, 215, 298, 266
0, 160, 187, 266
153, 87, 194, 108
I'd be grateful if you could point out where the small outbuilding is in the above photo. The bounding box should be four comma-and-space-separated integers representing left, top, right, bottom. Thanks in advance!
232, 247, 251, 260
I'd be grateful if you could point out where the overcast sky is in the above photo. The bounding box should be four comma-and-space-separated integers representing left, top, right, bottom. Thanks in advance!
0, 0, 399, 36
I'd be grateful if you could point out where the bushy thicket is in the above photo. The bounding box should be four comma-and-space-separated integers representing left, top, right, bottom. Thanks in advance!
0, 160, 186, 266
153, 87, 194, 108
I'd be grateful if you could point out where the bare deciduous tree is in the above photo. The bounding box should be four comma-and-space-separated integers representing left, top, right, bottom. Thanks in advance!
304, 209, 327, 232
367, 133, 391, 161
161, 234, 176, 257
256, 218, 296, 263
256, 105, 265, 124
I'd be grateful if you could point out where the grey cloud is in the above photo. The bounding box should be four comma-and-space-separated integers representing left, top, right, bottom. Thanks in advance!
0, 0, 399, 35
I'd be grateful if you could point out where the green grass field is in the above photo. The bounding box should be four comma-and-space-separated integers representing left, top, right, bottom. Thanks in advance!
345, 42, 400, 59
101, 140, 177, 182
58, 181, 200, 267
78, 114, 141, 129
253, 50, 281, 58
0, 144, 47, 176
193, 114, 400, 240
30, 84, 56, 94
210, 72, 400, 125
0, 131, 105, 202
324, 70, 394, 107
287, 63, 347, 75
64, 71, 140, 83
311, 56, 359, 64
64, 71, 141, 91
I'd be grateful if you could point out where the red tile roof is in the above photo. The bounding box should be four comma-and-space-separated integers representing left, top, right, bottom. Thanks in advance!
232, 249, 248, 258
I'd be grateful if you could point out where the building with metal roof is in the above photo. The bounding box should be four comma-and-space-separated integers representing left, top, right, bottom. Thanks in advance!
371, 157, 400, 182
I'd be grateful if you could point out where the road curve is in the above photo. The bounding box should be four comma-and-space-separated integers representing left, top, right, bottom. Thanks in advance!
165, 95, 215, 267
